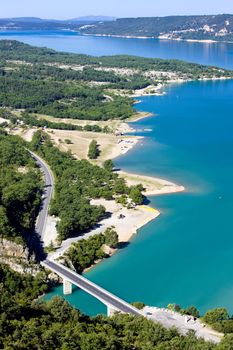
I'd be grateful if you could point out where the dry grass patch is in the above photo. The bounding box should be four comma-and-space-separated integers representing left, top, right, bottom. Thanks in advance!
46, 129, 140, 163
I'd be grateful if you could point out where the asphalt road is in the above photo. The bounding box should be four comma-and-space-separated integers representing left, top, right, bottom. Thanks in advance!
30, 151, 54, 241
43, 259, 143, 316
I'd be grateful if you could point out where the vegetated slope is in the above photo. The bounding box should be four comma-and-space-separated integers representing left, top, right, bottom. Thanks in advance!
0, 130, 42, 246
1, 15, 233, 41
0, 16, 114, 30
0, 263, 229, 350
0, 40, 232, 122
80, 14, 233, 41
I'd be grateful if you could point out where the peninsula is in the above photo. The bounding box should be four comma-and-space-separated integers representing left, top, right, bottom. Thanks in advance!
0, 40, 232, 268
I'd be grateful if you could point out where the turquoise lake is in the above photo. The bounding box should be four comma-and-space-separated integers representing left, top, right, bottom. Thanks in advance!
45, 79, 233, 316
2, 31, 233, 316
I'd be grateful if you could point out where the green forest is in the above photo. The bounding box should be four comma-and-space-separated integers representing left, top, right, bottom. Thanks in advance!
63, 228, 119, 273
0, 130, 42, 247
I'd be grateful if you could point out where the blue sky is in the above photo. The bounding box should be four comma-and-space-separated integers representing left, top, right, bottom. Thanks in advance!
2, 0, 233, 19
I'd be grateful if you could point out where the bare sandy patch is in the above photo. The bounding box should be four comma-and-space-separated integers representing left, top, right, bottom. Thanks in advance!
49, 199, 159, 261
36, 113, 125, 132
46, 129, 142, 162
10, 126, 36, 142
43, 215, 59, 247
22, 128, 36, 142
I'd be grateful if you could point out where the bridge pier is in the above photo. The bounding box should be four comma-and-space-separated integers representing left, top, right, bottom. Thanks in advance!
63, 279, 72, 295
42, 260, 142, 318
107, 305, 119, 317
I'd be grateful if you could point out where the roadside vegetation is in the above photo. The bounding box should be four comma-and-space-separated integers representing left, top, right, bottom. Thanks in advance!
0, 130, 42, 247
30, 130, 144, 241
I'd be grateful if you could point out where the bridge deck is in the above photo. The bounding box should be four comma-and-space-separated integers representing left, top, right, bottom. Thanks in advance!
42, 260, 143, 316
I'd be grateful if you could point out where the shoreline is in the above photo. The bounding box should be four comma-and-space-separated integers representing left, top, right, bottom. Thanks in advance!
126, 112, 154, 122
49, 200, 161, 261
41, 81, 185, 271
82, 32, 233, 44
48, 113, 185, 267
118, 171, 185, 196
14, 80, 188, 264
48, 171, 185, 262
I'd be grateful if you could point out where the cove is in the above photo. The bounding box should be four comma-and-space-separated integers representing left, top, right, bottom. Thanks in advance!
45, 79, 233, 316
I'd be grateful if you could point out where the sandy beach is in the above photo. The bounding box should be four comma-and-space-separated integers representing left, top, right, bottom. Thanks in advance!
46, 170, 184, 252
49, 199, 160, 260
118, 171, 185, 195
127, 112, 154, 122
45, 151, 184, 255
132, 83, 165, 97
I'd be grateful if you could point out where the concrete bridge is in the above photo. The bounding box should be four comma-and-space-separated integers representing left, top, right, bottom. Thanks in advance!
42, 259, 143, 317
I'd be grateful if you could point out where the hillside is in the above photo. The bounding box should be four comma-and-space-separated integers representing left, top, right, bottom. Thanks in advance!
0, 16, 114, 30
79, 14, 233, 41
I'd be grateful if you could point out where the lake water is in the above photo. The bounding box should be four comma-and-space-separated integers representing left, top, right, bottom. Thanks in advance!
0, 29, 233, 69
2, 30, 232, 316
45, 80, 233, 316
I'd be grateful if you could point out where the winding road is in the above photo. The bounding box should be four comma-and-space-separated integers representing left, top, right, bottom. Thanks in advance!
30, 151, 54, 242
31, 150, 143, 317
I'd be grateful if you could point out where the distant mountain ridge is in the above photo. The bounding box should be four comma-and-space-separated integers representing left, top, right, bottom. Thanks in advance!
0, 16, 115, 30
79, 14, 233, 42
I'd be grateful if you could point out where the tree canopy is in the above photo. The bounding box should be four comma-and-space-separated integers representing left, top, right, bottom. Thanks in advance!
1, 263, 228, 350
30, 131, 142, 241
0, 131, 42, 246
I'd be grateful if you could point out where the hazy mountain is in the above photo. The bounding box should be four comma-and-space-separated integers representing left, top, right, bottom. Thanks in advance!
0, 16, 116, 30
1, 17, 44, 22
68, 16, 116, 22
